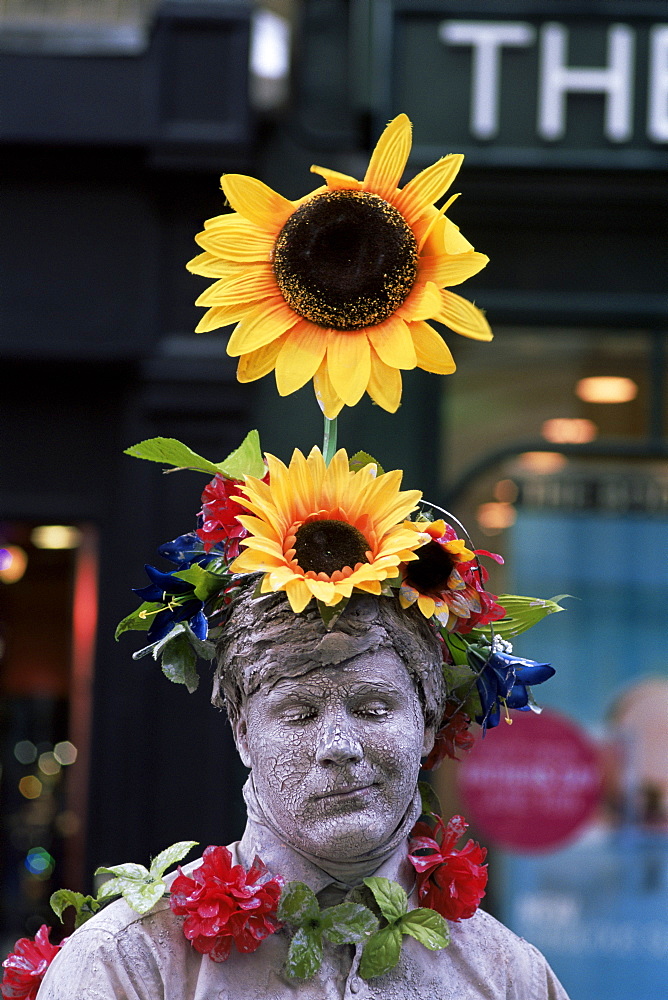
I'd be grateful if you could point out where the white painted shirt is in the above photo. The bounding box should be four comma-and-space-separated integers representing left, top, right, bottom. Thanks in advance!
37, 837, 569, 1000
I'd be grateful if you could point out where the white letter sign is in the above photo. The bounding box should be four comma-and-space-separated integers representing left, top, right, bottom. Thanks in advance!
439, 20, 536, 139
538, 23, 635, 142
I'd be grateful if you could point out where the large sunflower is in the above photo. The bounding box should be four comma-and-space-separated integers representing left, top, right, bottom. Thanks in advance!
229, 447, 427, 613
188, 114, 491, 417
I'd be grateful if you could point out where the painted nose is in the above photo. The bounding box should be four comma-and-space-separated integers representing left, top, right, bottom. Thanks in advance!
316, 724, 363, 766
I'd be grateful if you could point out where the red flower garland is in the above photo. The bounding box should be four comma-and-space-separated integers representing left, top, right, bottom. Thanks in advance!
423, 702, 475, 769
1, 925, 64, 1000
169, 846, 284, 962
408, 815, 487, 922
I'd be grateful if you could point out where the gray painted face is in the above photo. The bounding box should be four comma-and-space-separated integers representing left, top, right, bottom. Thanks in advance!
234, 649, 434, 861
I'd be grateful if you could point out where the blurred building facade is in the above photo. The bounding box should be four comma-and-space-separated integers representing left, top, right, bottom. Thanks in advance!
1, 1, 666, 991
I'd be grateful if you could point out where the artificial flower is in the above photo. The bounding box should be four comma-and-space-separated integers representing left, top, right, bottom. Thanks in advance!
472, 649, 555, 731
197, 472, 262, 558
133, 565, 207, 643
188, 114, 491, 417
158, 531, 226, 570
422, 701, 475, 768
169, 846, 284, 962
229, 446, 426, 613
1, 925, 64, 1000
399, 520, 505, 632
408, 815, 487, 922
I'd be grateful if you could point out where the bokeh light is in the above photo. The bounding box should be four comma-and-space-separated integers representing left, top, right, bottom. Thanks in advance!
576, 375, 638, 403
18, 775, 43, 799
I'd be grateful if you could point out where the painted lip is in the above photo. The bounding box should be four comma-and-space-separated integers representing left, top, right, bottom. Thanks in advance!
315, 783, 377, 800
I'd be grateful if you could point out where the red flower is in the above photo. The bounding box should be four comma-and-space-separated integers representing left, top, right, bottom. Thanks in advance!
409, 815, 487, 922
1, 925, 64, 1000
197, 472, 267, 558
423, 702, 475, 769
169, 846, 284, 962
454, 553, 506, 634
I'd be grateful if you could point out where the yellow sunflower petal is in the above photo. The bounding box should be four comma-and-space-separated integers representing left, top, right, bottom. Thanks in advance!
195, 219, 274, 262
284, 579, 315, 613
351, 579, 382, 596
367, 315, 416, 370
195, 300, 257, 334
443, 217, 475, 254
313, 361, 346, 419
417, 594, 436, 618
186, 253, 246, 279
326, 333, 371, 407
418, 252, 489, 288
434, 291, 493, 342
275, 321, 328, 396
306, 579, 337, 604
392, 154, 463, 225
221, 174, 295, 231
227, 300, 301, 356
195, 266, 277, 306
363, 114, 412, 200
409, 322, 457, 374
310, 165, 363, 190
236, 333, 287, 383
363, 350, 402, 414
397, 281, 442, 322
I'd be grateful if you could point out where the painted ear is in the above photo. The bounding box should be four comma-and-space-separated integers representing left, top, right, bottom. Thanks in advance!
421, 725, 436, 759
233, 711, 252, 769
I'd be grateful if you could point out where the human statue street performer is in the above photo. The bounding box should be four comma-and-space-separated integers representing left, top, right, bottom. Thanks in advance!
2, 115, 570, 999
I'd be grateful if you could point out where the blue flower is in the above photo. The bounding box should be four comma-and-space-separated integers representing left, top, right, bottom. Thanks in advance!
158, 531, 226, 570
133, 565, 207, 644
473, 651, 555, 732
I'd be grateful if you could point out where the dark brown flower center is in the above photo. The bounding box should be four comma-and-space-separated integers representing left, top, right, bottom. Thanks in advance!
404, 541, 455, 596
293, 520, 370, 575
273, 190, 418, 331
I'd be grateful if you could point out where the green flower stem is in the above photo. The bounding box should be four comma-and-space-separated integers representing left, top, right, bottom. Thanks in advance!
322, 417, 338, 465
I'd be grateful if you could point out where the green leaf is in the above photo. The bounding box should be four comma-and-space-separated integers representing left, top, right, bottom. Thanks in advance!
284, 926, 323, 980
316, 598, 349, 631
278, 882, 320, 925
399, 909, 449, 951
174, 565, 221, 602
122, 880, 167, 914
418, 781, 442, 819
95, 877, 130, 902
115, 602, 163, 639
183, 623, 216, 661
149, 841, 198, 879
95, 863, 149, 881
472, 594, 567, 640
362, 878, 407, 924
349, 451, 384, 476
442, 633, 470, 667
359, 924, 402, 980
320, 903, 378, 946
124, 437, 222, 475
50, 890, 100, 928
217, 429, 265, 480
160, 634, 200, 693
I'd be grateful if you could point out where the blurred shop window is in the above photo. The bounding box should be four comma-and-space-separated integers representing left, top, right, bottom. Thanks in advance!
0, 523, 97, 954
439, 327, 666, 575
0, 0, 160, 54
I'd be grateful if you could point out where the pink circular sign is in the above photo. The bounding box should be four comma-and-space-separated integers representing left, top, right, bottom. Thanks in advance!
456, 709, 603, 852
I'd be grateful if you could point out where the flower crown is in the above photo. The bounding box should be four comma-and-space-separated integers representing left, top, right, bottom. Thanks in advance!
2, 114, 566, 997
